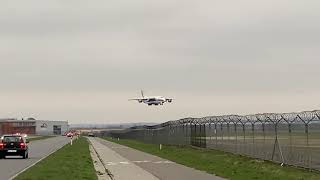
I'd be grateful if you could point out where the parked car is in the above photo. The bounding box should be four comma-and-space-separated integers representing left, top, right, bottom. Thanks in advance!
21, 133, 28, 138
88, 133, 95, 137
0, 134, 29, 159
66, 132, 73, 137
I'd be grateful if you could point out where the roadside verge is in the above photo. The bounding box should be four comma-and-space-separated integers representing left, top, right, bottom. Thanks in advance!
13, 137, 97, 180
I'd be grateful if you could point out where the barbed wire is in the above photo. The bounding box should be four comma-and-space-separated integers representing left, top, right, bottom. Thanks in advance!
108, 110, 320, 170
143, 110, 320, 128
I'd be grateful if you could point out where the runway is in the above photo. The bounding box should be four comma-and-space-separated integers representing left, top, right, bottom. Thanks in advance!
88, 137, 225, 180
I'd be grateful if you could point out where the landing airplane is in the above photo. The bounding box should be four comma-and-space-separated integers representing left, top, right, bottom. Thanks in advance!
129, 91, 173, 106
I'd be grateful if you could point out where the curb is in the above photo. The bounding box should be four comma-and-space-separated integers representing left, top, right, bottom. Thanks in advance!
87, 137, 114, 180
9, 139, 70, 180
89, 142, 112, 180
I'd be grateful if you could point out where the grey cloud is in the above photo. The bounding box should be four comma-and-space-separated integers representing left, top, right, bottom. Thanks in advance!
0, 0, 319, 122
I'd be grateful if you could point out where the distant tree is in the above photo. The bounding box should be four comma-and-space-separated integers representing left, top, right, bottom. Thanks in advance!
27, 117, 36, 120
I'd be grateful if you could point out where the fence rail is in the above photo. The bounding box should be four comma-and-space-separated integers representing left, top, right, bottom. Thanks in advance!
108, 110, 320, 170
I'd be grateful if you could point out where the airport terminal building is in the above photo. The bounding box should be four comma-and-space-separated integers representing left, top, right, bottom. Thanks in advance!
0, 119, 69, 135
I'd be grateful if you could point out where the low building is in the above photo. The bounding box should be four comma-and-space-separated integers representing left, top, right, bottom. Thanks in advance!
35, 120, 69, 135
0, 119, 36, 135
0, 119, 69, 136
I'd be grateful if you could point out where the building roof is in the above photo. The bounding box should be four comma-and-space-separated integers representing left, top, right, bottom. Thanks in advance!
0, 119, 36, 123
0, 119, 68, 123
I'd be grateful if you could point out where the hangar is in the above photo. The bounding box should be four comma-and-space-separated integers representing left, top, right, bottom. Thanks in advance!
0, 119, 69, 135
36, 120, 69, 135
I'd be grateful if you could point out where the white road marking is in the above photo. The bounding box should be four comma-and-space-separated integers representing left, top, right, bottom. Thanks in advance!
132, 161, 144, 163
111, 146, 129, 149
154, 161, 171, 164
132, 160, 151, 163
105, 160, 174, 166
163, 161, 174, 164
106, 162, 118, 166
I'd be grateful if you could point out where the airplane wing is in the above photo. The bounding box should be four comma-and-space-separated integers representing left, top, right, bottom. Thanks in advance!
128, 98, 148, 101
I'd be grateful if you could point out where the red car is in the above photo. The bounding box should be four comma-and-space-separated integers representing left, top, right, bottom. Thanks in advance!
66, 132, 73, 137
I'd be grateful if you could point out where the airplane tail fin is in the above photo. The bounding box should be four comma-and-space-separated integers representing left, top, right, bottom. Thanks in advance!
141, 90, 145, 98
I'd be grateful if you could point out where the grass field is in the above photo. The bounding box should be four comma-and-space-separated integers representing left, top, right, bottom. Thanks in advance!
104, 137, 320, 180
15, 137, 97, 180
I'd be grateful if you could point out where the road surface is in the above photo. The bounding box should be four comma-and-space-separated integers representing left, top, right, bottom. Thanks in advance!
0, 136, 69, 180
89, 137, 225, 180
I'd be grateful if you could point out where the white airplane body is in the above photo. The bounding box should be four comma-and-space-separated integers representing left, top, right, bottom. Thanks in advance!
130, 91, 173, 106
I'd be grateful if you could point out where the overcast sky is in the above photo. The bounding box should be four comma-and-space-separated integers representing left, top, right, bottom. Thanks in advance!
0, 0, 319, 124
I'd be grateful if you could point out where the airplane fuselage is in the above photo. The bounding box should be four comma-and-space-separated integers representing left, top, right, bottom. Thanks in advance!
141, 96, 166, 106
130, 91, 173, 106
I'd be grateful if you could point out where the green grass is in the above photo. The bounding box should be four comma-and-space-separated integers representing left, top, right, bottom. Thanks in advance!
29, 136, 54, 142
104, 137, 320, 180
15, 137, 97, 180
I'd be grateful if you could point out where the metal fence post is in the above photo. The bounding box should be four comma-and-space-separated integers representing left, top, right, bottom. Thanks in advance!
215, 123, 217, 148
305, 123, 311, 170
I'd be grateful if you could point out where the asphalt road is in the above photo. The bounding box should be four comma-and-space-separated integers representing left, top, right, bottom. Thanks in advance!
93, 137, 225, 180
0, 136, 69, 180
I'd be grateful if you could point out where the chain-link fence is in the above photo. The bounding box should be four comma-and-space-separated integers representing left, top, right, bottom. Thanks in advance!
107, 110, 320, 170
